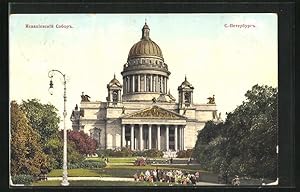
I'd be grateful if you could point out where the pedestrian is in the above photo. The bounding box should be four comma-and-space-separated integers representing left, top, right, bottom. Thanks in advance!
170, 157, 173, 164
191, 175, 196, 185
231, 175, 240, 186
133, 172, 138, 181
195, 171, 200, 182
187, 158, 191, 165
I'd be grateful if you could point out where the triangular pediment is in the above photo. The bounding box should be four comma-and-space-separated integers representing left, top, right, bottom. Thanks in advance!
122, 105, 186, 120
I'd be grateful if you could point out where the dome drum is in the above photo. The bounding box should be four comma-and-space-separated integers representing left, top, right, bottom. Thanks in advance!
122, 65, 170, 76
121, 69, 170, 77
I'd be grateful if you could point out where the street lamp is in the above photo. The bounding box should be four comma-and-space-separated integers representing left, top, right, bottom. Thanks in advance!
48, 69, 69, 186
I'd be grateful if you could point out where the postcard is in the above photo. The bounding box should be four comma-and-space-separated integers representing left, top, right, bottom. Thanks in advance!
9, 13, 279, 187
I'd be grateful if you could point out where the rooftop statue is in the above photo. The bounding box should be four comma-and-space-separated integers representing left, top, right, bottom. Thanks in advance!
207, 95, 215, 104
81, 92, 90, 102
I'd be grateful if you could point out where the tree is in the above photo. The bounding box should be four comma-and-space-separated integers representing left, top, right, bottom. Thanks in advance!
21, 99, 60, 143
10, 101, 48, 176
193, 84, 278, 179
67, 130, 98, 156
43, 135, 85, 169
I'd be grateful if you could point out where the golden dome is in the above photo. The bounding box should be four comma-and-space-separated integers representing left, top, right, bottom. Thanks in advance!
127, 23, 163, 60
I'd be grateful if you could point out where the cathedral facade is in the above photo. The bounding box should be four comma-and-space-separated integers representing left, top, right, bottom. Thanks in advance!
70, 23, 220, 151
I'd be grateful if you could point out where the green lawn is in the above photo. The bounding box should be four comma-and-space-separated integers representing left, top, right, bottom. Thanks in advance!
47, 157, 219, 183
85, 157, 105, 162
32, 180, 190, 186
106, 157, 136, 163
48, 164, 214, 181
48, 168, 103, 177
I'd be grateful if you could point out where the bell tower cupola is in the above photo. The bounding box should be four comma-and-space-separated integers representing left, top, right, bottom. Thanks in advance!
107, 74, 122, 106
178, 75, 194, 108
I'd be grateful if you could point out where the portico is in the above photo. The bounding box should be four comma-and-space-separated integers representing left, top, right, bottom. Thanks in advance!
121, 105, 186, 151
121, 123, 185, 151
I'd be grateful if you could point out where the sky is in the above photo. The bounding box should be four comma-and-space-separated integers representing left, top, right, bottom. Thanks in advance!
9, 13, 277, 130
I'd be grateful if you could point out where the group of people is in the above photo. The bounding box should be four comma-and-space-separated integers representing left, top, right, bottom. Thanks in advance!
133, 169, 201, 185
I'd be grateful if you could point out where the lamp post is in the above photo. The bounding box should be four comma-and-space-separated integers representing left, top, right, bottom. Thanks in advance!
48, 69, 69, 186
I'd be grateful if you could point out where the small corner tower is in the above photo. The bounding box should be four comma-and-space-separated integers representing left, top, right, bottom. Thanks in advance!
107, 74, 122, 106
178, 76, 194, 108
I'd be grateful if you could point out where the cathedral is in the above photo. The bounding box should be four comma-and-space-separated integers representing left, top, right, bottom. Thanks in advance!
70, 22, 221, 152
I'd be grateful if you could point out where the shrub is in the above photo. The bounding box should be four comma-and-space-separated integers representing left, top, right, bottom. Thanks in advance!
68, 160, 106, 169
177, 149, 194, 158
11, 174, 34, 185
112, 148, 133, 157
97, 148, 133, 157
132, 150, 144, 157
143, 149, 164, 158
134, 158, 147, 166
97, 148, 163, 158
96, 149, 114, 157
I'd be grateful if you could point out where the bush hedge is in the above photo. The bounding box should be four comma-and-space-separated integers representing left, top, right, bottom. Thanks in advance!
11, 174, 34, 185
176, 149, 194, 158
68, 160, 106, 169
134, 157, 147, 166
142, 149, 164, 158
97, 148, 133, 157
97, 148, 164, 158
